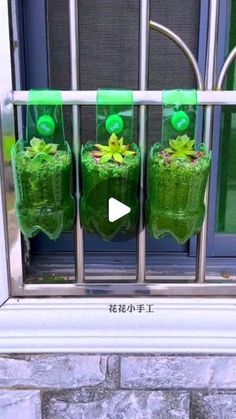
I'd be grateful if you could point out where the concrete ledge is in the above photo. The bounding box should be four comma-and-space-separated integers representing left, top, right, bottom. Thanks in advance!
0, 297, 236, 353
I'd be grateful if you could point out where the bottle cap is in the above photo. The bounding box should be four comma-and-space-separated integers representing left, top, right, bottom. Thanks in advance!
36, 114, 55, 136
170, 110, 190, 132
105, 114, 124, 135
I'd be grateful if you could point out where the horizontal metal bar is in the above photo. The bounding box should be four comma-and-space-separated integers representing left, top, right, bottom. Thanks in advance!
12, 90, 236, 105
13, 282, 236, 297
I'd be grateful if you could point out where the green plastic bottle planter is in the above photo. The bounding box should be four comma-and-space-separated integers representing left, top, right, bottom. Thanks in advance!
146, 140, 211, 243
80, 90, 140, 241
80, 139, 140, 241
146, 90, 211, 244
11, 90, 75, 240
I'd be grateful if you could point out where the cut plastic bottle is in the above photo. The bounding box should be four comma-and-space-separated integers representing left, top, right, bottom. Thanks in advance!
146, 142, 211, 244
11, 90, 75, 240
146, 90, 211, 244
80, 90, 140, 241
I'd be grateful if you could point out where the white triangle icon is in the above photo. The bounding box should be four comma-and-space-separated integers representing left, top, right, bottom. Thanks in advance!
108, 198, 131, 223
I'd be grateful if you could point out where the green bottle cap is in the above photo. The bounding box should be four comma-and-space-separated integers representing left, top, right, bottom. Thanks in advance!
36, 114, 56, 136
170, 111, 190, 132
105, 114, 124, 135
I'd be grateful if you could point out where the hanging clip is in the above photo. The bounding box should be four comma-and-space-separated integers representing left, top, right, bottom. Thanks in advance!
96, 89, 134, 144
162, 89, 198, 145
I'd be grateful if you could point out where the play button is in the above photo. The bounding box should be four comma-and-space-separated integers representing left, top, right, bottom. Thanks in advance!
108, 198, 131, 222
80, 178, 143, 242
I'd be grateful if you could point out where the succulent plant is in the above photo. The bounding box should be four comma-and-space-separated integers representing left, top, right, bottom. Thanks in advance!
93, 133, 136, 164
164, 135, 197, 161
25, 137, 58, 158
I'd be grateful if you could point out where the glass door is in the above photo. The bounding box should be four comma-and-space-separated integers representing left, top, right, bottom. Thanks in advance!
210, 0, 236, 256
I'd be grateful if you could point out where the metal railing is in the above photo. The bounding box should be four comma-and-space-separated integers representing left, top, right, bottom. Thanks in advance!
69, 0, 85, 283
1, 0, 236, 296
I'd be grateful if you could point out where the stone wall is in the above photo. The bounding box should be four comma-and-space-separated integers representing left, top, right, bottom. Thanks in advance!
0, 354, 236, 418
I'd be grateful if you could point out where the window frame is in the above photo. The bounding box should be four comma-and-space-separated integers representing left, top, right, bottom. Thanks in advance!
1, 0, 236, 354
206, 0, 236, 256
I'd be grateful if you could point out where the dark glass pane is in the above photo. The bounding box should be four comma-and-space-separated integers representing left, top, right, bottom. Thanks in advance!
216, 0, 236, 233
43, 0, 200, 254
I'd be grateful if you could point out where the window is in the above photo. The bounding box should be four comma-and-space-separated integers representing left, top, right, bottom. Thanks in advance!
1, 0, 236, 355
216, 0, 236, 236
1, 0, 236, 299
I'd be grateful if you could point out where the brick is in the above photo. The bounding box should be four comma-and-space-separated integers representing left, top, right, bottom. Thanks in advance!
43, 389, 190, 419
192, 392, 236, 419
0, 355, 118, 389
0, 390, 41, 419
121, 356, 236, 389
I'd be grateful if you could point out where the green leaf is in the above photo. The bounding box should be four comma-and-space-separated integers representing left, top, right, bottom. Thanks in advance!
44, 143, 58, 154
118, 137, 124, 148
109, 133, 118, 144
169, 139, 178, 151
100, 152, 113, 163
164, 147, 174, 154
25, 149, 35, 158
124, 150, 136, 156
26, 137, 59, 158
94, 134, 136, 164
38, 141, 47, 151
188, 140, 195, 148
93, 151, 105, 157
30, 137, 44, 149
113, 152, 123, 164
179, 134, 189, 142
109, 133, 119, 152
165, 135, 196, 161
184, 150, 195, 156
94, 144, 110, 152
121, 145, 129, 153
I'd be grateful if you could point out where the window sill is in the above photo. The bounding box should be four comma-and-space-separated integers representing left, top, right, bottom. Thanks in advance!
0, 297, 236, 353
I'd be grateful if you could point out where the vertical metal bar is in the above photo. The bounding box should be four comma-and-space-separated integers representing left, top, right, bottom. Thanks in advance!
0, 0, 24, 295
137, 0, 149, 282
11, 0, 23, 138
0, 104, 11, 305
69, 0, 84, 283
196, 0, 219, 282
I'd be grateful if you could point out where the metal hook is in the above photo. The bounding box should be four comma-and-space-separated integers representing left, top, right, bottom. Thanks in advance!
149, 20, 204, 90
217, 46, 236, 89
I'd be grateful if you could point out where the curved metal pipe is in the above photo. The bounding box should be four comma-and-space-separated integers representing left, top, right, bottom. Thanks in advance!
217, 46, 236, 89
149, 20, 204, 90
